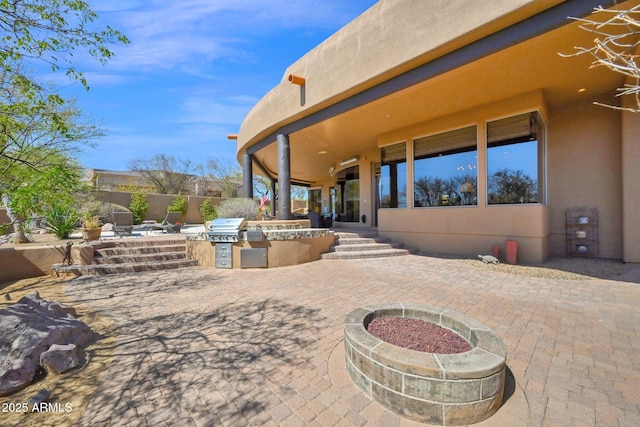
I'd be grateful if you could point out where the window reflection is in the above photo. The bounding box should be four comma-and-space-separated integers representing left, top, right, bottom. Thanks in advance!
413, 126, 478, 207
487, 112, 543, 204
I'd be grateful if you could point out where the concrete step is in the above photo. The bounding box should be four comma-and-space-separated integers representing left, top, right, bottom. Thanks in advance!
324, 228, 411, 260
92, 251, 189, 264
96, 244, 187, 256
330, 242, 398, 252
52, 234, 198, 276
322, 248, 410, 259
53, 259, 198, 276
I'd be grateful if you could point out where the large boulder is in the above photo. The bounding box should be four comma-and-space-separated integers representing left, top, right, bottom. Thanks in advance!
0, 292, 97, 396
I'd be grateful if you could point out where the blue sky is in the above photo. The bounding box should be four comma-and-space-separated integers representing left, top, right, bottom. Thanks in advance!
54, 0, 378, 171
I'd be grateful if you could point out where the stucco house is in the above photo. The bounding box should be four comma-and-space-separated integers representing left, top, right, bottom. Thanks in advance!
234, 0, 640, 264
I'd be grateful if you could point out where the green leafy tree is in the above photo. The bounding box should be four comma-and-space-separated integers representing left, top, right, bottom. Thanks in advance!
3, 155, 86, 242
0, 1, 127, 241
0, 0, 129, 95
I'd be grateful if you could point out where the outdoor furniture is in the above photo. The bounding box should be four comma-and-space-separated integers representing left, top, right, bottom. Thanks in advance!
150, 212, 182, 233
113, 212, 134, 237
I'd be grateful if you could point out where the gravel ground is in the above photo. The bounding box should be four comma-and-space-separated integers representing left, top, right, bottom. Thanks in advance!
418, 252, 636, 280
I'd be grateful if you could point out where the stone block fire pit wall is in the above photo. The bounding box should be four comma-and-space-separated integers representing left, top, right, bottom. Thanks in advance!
344, 304, 507, 426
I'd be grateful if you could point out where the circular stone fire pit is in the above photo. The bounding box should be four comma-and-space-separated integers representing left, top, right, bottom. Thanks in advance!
344, 304, 507, 426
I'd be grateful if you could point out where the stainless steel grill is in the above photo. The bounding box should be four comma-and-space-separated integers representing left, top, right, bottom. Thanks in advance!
207, 218, 247, 243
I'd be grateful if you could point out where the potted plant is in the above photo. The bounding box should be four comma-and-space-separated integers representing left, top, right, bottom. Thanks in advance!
81, 214, 102, 241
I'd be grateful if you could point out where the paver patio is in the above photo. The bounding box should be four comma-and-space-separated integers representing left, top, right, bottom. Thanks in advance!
32, 255, 640, 426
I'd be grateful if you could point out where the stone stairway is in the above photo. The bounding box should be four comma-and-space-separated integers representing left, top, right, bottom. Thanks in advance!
53, 235, 197, 276
321, 229, 412, 260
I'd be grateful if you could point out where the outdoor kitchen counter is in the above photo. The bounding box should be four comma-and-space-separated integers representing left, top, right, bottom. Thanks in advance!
188, 220, 335, 269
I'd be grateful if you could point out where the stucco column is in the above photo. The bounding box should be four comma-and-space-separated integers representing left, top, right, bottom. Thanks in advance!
622, 109, 640, 262
277, 133, 291, 220
242, 153, 253, 199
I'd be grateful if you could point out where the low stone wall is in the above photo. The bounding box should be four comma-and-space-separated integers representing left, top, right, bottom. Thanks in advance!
344, 304, 507, 426
188, 220, 334, 268
187, 231, 334, 269
0, 244, 93, 283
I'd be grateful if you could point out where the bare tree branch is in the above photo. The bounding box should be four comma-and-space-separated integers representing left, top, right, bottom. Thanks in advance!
560, 5, 640, 112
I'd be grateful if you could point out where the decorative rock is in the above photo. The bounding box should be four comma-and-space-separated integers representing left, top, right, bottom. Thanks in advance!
0, 292, 96, 396
40, 344, 79, 375
478, 254, 499, 264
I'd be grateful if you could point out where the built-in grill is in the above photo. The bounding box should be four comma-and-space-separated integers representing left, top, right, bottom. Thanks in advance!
207, 218, 247, 269
207, 218, 247, 243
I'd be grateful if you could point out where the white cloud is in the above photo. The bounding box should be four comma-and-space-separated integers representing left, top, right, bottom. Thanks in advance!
177, 96, 257, 126
89, 0, 372, 72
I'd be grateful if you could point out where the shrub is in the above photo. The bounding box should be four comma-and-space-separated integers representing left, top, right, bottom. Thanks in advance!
129, 193, 149, 224
199, 198, 218, 222
216, 198, 260, 220
167, 195, 188, 220
44, 205, 80, 239
84, 201, 129, 225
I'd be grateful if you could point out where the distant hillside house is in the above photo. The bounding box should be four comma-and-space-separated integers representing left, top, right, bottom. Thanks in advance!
85, 169, 229, 197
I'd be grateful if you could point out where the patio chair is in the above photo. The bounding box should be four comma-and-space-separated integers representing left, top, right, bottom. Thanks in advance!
113, 212, 134, 237
150, 211, 183, 233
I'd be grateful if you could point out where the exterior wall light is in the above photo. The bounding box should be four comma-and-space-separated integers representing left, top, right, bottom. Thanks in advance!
288, 74, 306, 86
339, 156, 359, 166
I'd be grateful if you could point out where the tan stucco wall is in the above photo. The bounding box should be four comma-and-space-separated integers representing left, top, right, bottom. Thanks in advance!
0, 244, 92, 282
97, 191, 226, 224
380, 205, 549, 263
237, 0, 560, 155
622, 103, 640, 263
547, 96, 623, 259
187, 235, 335, 269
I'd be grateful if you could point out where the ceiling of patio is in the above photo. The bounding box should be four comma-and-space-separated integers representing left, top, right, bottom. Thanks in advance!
252, 18, 625, 185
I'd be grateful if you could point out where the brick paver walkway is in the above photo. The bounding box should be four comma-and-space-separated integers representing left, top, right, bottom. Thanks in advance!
60, 255, 640, 426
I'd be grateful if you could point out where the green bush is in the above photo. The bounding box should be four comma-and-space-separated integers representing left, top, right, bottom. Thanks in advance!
129, 193, 149, 224
167, 195, 188, 219
216, 198, 260, 220
199, 198, 218, 222
44, 205, 80, 239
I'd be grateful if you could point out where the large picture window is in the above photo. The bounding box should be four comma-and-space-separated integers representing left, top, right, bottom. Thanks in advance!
487, 112, 544, 205
413, 126, 478, 207
379, 142, 407, 208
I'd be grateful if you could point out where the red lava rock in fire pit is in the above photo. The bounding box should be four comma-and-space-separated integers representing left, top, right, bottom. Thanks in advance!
367, 317, 472, 354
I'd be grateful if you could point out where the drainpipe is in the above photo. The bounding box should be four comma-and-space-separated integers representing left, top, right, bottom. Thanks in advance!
242, 152, 253, 199
277, 133, 291, 220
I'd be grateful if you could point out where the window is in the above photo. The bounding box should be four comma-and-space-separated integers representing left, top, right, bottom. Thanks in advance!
308, 188, 321, 213
413, 126, 478, 207
335, 166, 359, 222
487, 112, 544, 205
379, 142, 407, 208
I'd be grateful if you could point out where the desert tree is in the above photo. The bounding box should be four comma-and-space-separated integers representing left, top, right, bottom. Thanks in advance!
204, 158, 242, 198
128, 154, 193, 195
562, 5, 640, 112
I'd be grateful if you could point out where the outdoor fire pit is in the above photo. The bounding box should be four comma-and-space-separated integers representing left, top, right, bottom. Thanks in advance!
344, 304, 507, 425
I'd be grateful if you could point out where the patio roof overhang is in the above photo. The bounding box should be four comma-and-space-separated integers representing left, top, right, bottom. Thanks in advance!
237, 0, 628, 185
